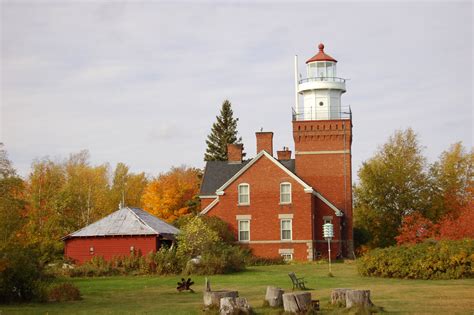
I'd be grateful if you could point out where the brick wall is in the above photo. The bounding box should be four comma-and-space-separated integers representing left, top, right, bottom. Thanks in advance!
206, 155, 314, 261
293, 119, 353, 256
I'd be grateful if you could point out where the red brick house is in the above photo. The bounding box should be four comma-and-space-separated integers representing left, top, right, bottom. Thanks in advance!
199, 44, 353, 261
64, 207, 179, 264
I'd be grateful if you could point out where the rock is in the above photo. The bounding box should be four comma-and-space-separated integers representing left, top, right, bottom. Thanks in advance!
265, 286, 284, 307
220, 297, 252, 315
282, 291, 312, 313
203, 290, 239, 308
345, 290, 373, 309
190, 255, 202, 265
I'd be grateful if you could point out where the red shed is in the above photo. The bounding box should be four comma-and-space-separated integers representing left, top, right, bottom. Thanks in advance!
63, 207, 179, 264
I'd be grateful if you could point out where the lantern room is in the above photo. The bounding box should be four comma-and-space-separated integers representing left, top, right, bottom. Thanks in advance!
293, 43, 348, 121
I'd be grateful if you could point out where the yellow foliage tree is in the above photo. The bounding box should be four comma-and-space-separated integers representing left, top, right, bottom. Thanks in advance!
141, 166, 201, 222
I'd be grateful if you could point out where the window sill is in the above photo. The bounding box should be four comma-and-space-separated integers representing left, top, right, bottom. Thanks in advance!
237, 204, 250, 207
238, 240, 250, 243
279, 202, 292, 206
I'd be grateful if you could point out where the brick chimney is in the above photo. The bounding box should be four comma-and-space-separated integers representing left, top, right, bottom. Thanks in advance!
227, 143, 243, 163
256, 131, 273, 156
277, 147, 292, 160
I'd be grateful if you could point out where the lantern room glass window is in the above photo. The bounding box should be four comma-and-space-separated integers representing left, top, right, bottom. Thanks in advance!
238, 184, 250, 205
307, 61, 337, 79
280, 182, 292, 204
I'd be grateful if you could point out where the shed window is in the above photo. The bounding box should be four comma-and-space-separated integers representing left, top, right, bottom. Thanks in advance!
238, 184, 250, 205
89, 246, 94, 255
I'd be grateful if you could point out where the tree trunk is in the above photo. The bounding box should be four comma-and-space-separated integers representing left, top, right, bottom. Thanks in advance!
282, 292, 312, 313
203, 290, 239, 308
331, 288, 351, 306
265, 286, 284, 307
345, 290, 373, 309
219, 297, 251, 315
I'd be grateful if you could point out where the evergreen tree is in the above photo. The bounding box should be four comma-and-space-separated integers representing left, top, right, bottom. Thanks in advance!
204, 100, 244, 161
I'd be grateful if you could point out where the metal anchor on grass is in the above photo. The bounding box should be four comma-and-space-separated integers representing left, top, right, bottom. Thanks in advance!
177, 278, 195, 293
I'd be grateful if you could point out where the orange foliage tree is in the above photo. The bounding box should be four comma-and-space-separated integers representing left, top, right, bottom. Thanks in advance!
438, 203, 474, 240
396, 203, 474, 245
141, 166, 202, 222
395, 212, 438, 245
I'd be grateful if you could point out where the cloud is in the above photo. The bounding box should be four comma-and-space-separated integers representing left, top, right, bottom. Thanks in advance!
1, 2, 472, 178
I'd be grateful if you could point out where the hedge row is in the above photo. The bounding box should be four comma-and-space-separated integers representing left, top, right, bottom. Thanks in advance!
64, 244, 251, 277
357, 239, 474, 279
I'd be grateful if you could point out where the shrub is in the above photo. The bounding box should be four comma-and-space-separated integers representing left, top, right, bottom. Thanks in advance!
176, 216, 221, 258
184, 243, 249, 275
0, 244, 51, 303
154, 247, 185, 275
357, 239, 474, 279
48, 282, 81, 302
246, 255, 285, 266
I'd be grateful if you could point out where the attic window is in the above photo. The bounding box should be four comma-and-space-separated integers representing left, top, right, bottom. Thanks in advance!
238, 183, 250, 205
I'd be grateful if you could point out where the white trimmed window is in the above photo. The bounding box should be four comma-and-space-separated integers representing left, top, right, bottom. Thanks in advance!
238, 183, 250, 205
280, 182, 292, 204
281, 253, 293, 261
238, 220, 250, 241
281, 219, 292, 240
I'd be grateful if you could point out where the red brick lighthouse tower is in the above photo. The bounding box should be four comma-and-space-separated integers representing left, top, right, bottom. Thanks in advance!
293, 44, 353, 257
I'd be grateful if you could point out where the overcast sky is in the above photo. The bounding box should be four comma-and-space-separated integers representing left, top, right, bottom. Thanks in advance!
1, 1, 472, 179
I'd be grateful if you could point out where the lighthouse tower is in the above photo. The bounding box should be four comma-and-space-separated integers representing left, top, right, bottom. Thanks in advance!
293, 43, 353, 257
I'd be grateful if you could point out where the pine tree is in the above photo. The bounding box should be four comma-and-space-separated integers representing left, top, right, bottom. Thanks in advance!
204, 100, 244, 161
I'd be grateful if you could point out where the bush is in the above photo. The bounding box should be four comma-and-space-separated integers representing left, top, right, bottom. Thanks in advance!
185, 244, 249, 275
0, 244, 52, 303
154, 247, 185, 275
246, 255, 286, 266
48, 282, 81, 302
357, 239, 474, 279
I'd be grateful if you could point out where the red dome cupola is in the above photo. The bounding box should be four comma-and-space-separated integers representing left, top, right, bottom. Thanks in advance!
306, 43, 337, 63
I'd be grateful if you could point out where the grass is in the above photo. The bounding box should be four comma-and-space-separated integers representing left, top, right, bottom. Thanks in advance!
1, 262, 474, 314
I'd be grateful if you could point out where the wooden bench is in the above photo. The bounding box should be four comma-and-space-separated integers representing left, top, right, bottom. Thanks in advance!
288, 272, 307, 290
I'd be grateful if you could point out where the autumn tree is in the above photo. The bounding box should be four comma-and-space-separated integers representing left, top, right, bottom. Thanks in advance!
204, 99, 244, 161
354, 128, 431, 248
24, 151, 113, 260
428, 142, 473, 220
395, 212, 437, 245
0, 143, 26, 247
109, 163, 148, 210
141, 166, 201, 222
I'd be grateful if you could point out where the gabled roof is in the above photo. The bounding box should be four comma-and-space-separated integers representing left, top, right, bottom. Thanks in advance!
216, 151, 312, 194
200, 159, 295, 196
306, 43, 337, 63
199, 151, 344, 217
64, 207, 179, 239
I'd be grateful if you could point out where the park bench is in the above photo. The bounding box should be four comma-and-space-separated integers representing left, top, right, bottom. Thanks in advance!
288, 272, 307, 290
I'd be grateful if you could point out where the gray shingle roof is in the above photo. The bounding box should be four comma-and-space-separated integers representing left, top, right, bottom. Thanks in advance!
64, 207, 179, 239
199, 159, 296, 196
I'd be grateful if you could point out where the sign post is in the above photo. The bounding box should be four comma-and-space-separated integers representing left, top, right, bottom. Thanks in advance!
323, 223, 334, 274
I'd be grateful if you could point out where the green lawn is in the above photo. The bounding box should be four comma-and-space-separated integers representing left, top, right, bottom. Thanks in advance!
2, 262, 474, 314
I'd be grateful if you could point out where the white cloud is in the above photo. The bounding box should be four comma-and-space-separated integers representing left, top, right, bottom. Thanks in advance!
1, 2, 472, 178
